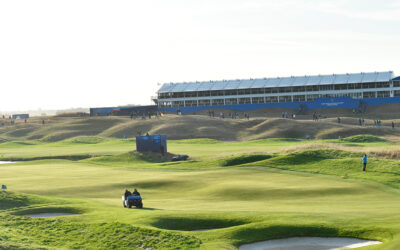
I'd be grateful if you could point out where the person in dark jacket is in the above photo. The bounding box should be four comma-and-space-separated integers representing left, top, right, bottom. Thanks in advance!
124, 189, 132, 198
363, 154, 367, 171
132, 189, 140, 196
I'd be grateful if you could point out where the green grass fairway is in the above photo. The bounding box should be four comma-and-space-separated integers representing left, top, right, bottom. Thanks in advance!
1, 136, 400, 249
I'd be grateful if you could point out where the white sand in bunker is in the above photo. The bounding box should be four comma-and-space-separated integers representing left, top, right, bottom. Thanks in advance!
23, 213, 76, 218
0, 161, 17, 164
239, 237, 382, 250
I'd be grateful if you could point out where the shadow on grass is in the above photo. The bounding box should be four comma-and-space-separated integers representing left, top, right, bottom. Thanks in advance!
151, 216, 249, 231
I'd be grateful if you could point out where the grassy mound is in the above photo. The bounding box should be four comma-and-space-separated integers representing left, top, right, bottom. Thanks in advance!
264, 149, 356, 166
222, 154, 272, 166
151, 216, 248, 231
342, 134, 388, 143
0, 217, 201, 249
1, 115, 399, 142
0, 192, 50, 210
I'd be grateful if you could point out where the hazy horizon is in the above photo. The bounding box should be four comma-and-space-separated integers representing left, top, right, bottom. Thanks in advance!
1, 0, 399, 112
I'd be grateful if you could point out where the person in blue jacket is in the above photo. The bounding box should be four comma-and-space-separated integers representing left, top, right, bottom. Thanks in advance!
363, 154, 367, 171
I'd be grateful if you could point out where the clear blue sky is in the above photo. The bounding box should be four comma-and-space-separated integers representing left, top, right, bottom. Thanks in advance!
1, 0, 399, 111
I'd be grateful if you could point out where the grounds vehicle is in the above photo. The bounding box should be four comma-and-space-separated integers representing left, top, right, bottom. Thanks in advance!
122, 195, 143, 208
171, 155, 189, 161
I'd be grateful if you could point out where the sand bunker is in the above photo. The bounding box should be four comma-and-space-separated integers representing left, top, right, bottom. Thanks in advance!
239, 237, 381, 250
0, 161, 17, 164
23, 213, 75, 218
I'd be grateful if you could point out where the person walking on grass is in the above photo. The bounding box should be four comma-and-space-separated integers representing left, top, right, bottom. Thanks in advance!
363, 154, 367, 171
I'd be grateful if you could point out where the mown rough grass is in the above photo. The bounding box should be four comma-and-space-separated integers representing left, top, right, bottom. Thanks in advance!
342, 134, 388, 143
0, 215, 201, 249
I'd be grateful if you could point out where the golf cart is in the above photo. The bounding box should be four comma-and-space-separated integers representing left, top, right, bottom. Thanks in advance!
122, 195, 143, 208
171, 154, 189, 161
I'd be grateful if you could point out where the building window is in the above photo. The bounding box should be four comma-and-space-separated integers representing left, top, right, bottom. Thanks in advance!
320, 85, 334, 91
354, 83, 362, 89
252, 97, 265, 103
348, 92, 362, 99
212, 99, 224, 105
198, 100, 211, 106
305, 86, 316, 92
172, 101, 184, 107
279, 87, 291, 93
184, 92, 197, 98
159, 101, 171, 107
266, 96, 278, 103
172, 92, 184, 98
292, 86, 305, 92
363, 92, 376, 98
238, 89, 251, 95
376, 82, 390, 88
377, 91, 390, 98
210, 90, 224, 96
251, 88, 264, 94
198, 91, 210, 97
393, 81, 400, 87
159, 93, 171, 99
362, 82, 376, 89
334, 84, 348, 90
185, 100, 197, 107
279, 96, 292, 102
239, 98, 251, 104
225, 98, 238, 105
394, 90, 400, 96
293, 95, 305, 102
225, 89, 237, 95
306, 94, 319, 101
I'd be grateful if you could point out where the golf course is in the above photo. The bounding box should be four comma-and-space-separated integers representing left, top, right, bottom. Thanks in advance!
1, 116, 400, 249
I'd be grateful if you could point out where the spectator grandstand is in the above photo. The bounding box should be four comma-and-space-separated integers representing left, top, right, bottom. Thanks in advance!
156, 71, 400, 114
